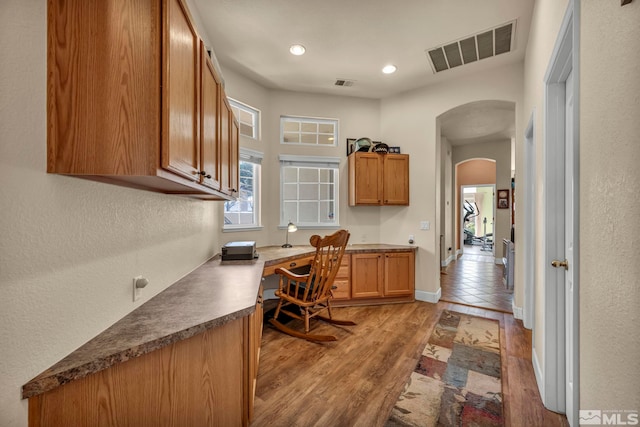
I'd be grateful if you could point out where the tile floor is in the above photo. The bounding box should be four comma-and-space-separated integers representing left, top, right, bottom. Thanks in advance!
440, 244, 513, 312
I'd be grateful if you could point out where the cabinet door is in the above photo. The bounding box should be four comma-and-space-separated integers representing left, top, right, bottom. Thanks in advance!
332, 254, 351, 300
383, 154, 409, 205
200, 44, 221, 190
349, 153, 383, 205
162, 0, 200, 181
47, 0, 161, 176
219, 94, 231, 194
384, 252, 415, 296
351, 253, 384, 298
229, 117, 239, 195
248, 285, 263, 422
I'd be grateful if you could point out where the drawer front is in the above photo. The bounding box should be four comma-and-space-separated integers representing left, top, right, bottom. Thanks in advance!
332, 254, 351, 300
262, 255, 314, 276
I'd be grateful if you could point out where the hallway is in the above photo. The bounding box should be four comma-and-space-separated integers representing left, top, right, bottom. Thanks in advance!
441, 245, 513, 312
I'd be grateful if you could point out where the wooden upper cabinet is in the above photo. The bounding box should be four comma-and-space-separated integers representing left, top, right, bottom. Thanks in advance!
46, 0, 238, 200
349, 153, 383, 205
162, 0, 200, 181
219, 94, 231, 194
382, 154, 410, 205
47, 0, 162, 176
200, 42, 221, 191
230, 117, 239, 195
348, 152, 409, 206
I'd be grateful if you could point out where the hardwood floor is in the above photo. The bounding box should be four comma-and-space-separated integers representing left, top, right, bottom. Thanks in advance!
252, 301, 568, 427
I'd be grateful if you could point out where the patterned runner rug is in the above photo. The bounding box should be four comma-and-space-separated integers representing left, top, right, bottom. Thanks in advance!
386, 310, 503, 426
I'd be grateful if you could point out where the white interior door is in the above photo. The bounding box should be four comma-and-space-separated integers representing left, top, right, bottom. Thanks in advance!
563, 70, 578, 427
540, 3, 579, 424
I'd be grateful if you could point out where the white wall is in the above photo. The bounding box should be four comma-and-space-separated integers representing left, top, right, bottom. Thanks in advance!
0, 1, 221, 425
580, 0, 640, 412
380, 63, 523, 298
218, 78, 384, 248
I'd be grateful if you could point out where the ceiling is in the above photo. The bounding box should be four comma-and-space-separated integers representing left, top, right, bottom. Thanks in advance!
439, 100, 516, 146
190, 0, 533, 142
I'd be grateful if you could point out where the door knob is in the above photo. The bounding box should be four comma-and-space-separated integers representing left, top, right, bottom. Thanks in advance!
551, 259, 569, 270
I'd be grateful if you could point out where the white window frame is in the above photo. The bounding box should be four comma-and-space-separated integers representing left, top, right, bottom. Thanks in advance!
223, 148, 263, 231
280, 115, 338, 147
229, 98, 260, 140
279, 155, 340, 229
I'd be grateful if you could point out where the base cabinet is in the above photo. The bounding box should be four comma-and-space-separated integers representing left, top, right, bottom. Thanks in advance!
345, 251, 415, 304
383, 252, 415, 296
351, 253, 384, 298
331, 254, 351, 300
29, 317, 249, 427
247, 285, 264, 422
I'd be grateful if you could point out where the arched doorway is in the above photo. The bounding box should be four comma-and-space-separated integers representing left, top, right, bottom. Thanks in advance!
437, 100, 515, 313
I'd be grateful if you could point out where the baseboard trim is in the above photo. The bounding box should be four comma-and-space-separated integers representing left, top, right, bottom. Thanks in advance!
512, 301, 523, 320
440, 254, 456, 267
415, 288, 441, 304
532, 346, 545, 404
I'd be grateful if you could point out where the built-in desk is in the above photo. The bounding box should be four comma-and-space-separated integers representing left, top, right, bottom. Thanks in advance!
259, 244, 417, 306
23, 243, 416, 426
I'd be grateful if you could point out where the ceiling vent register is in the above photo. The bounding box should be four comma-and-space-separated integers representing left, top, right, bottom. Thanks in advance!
335, 79, 355, 87
426, 20, 516, 73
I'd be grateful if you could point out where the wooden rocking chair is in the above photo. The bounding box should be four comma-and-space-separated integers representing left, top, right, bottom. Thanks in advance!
269, 229, 355, 342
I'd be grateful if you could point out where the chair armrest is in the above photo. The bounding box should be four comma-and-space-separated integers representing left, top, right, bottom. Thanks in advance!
274, 267, 309, 281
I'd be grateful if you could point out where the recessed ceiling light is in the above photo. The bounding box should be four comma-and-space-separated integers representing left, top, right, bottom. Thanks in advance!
382, 64, 397, 74
289, 44, 306, 56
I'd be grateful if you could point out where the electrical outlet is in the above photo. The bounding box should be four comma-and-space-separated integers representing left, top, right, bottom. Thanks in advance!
420, 221, 430, 230
133, 276, 143, 302
408, 234, 415, 244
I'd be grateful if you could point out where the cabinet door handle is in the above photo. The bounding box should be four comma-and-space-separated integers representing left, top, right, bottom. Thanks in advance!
289, 262, 297, 267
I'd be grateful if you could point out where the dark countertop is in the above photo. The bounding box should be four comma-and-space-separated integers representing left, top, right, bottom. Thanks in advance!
22, 257, 264, 399
259, 243, 417, 265
22, 243, 416, 399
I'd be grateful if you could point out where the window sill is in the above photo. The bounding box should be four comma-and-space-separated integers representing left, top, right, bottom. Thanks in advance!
222, 226, 264, 233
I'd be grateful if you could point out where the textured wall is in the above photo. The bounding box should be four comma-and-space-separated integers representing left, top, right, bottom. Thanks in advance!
0, 2, 220, 425
580, 0, 640, 412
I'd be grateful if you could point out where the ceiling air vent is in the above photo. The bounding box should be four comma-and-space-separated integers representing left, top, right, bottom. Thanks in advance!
426, 20, 516, 73
335, 79, 355, 87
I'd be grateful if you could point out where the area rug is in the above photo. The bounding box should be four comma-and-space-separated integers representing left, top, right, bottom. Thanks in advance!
387, 310, 503, 426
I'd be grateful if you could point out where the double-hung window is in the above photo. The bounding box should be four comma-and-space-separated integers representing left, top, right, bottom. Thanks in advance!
279, 155, 340, 228
224, 148, 263, 230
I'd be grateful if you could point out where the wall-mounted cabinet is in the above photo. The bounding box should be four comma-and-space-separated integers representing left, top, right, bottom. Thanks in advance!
46, 0, 238, 200
348, 152, 409, 206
